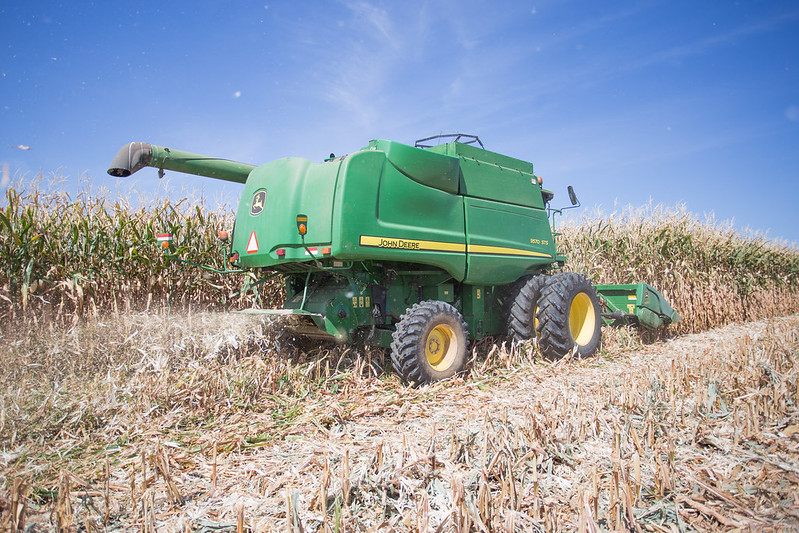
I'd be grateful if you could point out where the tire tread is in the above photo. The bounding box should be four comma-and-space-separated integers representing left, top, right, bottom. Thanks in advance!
390, 300, 468, 385
536, 272, 602, 360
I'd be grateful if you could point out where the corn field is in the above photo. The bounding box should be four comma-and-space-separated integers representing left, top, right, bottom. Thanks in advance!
0, 180, 283, 326
2, 181, 798, 332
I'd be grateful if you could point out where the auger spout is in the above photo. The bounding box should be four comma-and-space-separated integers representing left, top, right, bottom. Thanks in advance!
108, 142, 256, 184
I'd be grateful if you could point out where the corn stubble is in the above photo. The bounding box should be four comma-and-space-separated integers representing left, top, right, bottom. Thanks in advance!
1, 183, 798, 531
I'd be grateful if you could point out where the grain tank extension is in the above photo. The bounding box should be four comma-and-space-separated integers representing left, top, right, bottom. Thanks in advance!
108, 134, 679, 384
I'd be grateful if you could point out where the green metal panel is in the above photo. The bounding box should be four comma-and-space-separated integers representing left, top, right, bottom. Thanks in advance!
332, 150, 468, 281
437, 283, 455, 302
383, 269, 452, 321
461, 285, 485, 338
282, 273, 375, 342
463, 197, 555, 285
595, 283, 681, 329
232, 157, 340, 268
596, 284, 639, 317
428, 142, 545, 208
428, 141, 534, 173
457, 285, 502, 338
638, 284, 681, 327
369, 139, 461, 194
149, 145, 256, 184
420, 282, 455, 303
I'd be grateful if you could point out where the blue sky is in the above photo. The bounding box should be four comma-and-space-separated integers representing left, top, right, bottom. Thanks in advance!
2, 1, 798, 244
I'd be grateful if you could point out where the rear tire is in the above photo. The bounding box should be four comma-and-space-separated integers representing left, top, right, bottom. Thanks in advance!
507, 275, 548, 343
391, 300, 468, 385
536, 273, 602, 360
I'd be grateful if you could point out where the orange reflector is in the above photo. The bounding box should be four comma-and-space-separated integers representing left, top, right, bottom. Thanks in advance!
297, 214, 308, 236
276, 248, 286, 257
321, 247, 331, 255
161, 241, 170, 249
218, 230, 229, 240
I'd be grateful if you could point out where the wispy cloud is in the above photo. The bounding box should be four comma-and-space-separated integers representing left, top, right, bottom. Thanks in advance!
621, 9, 799, 74
1, 163, 9, 189
453, 7, 799, 130
297, 2, 405, 127
296, 1, 509, 129
345, 1, 399, 49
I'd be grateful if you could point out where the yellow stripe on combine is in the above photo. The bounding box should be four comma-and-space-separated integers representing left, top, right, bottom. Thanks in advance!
467, 244, 552, 258
359, 235, 466, 252
359, 235, 551, 258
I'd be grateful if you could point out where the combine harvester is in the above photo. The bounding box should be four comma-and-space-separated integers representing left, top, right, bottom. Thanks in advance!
109, 134, 679, 384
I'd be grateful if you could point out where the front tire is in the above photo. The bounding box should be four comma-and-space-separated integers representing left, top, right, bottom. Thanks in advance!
391, 300, 468, 385
536, 273, 602, 360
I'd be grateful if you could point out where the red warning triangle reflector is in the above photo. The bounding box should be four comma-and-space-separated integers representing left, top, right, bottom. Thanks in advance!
246, 231, 259, 253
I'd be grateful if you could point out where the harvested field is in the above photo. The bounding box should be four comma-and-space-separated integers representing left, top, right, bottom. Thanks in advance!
2, 311, 798, 531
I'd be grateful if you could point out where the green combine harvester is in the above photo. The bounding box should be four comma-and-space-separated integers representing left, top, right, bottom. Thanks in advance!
108, 134, 679, 384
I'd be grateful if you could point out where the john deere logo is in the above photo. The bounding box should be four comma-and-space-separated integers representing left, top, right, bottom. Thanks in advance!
250, 190, 266, 216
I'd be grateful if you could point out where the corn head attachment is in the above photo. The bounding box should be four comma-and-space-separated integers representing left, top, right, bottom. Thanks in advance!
596, 283, 681, 329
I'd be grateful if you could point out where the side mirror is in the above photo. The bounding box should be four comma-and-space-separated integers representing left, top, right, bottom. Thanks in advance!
567, 185, 579, 206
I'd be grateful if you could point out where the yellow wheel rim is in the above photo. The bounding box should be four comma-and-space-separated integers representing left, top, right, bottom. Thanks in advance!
426, 324, 458, 371
569, 292, 596, 346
